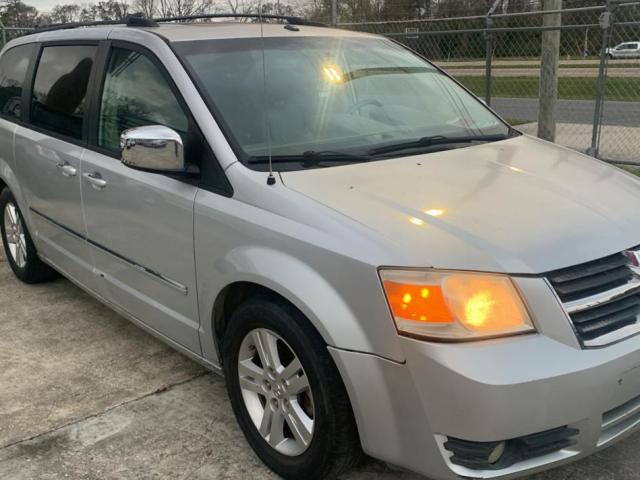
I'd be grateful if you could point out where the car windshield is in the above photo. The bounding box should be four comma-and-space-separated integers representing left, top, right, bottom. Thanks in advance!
175, 35, 512, 171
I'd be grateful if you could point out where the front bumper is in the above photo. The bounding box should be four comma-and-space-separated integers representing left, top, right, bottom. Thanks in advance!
330, 331, 640, 480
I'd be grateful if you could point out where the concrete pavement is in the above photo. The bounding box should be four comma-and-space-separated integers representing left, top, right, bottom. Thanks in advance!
0, 250, 206, 449
2, 251, 640, 479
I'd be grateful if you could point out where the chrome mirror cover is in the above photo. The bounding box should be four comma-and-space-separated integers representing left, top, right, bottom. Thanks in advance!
120, 125, 185, 172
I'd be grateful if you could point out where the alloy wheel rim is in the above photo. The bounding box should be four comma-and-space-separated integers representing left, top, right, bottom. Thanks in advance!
3, 202, 27, 268
238, 328, 315, 456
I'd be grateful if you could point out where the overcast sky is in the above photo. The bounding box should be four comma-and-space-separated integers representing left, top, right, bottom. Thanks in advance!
27, 0, 310, 16
27, 0, 61, 13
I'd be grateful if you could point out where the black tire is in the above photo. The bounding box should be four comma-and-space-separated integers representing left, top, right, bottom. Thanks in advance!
222, 296, 362, 480
0, 188, 58, 284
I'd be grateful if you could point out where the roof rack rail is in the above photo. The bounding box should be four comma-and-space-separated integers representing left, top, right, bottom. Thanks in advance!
35, 13, 158, 33
152, 13, 326, 27
35, 12, 325, 33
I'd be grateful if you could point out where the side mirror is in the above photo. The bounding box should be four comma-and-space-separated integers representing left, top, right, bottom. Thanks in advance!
120, 125, 185, 172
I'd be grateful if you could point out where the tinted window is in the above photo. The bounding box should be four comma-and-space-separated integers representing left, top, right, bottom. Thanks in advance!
31, 45, 96, 139
0, 44, 33, 120
98, 47, 188, 151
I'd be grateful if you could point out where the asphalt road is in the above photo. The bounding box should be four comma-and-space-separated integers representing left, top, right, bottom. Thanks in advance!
2, 251, 640, 480
491, 97, 639, 127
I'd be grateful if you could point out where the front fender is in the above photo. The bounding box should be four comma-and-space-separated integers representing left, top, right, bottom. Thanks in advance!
196, 243, 404, 366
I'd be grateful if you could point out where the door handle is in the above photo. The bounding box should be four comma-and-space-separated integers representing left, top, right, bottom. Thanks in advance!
56, 161, 77, 177
83, 172, 107, 190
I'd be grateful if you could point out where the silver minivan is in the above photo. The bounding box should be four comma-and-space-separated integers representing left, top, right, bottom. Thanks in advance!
3, 15, 640, 480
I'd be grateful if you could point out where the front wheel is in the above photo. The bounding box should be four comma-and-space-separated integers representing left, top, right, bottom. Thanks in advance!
0, 188, 58, 283
222, 296, 362, 479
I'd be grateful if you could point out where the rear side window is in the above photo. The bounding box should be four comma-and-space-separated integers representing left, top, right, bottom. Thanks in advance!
31, 45, 97, 140
98, 47, 188, 151
0, 44, 33, 120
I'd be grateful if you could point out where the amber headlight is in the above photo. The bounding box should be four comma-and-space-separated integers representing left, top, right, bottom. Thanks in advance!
379, 269, 535, 340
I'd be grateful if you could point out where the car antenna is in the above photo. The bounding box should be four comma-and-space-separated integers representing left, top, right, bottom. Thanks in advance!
258, 2, 276, 186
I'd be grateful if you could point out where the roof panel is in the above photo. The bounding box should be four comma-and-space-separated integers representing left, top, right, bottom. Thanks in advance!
149, 23, 376, 42
6, 22, 377, 49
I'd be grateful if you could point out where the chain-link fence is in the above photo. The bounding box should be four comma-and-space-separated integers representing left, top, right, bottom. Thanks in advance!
0, 23, 34, 49
338, 0, 640, 165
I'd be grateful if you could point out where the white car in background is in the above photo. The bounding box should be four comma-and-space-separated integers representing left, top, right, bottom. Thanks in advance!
606, 41, 640, 59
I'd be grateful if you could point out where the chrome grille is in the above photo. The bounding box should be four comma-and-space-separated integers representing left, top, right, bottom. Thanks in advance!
546, 250, 640, 347
547, 253, 632, 302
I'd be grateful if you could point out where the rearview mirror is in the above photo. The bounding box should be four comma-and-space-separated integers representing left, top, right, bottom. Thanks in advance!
120, 125, 185, 172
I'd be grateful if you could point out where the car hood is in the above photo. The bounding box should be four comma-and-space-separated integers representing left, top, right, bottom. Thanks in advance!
280, 135, 640, 274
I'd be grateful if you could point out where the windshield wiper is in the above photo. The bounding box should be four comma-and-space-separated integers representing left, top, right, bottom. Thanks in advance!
300, 150, 373, 167
367, 133, 512, 157
248, 150, 372, 168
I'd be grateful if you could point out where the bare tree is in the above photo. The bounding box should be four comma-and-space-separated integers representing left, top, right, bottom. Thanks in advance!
225, 0, 256, 16
97, 0, 130, 19
156, 0, 215, 17
133, 0, 157, 17
50, 3, 81, 23
0, 0, 40, 27
258, 1, 301, 16
78, 0, 129, 20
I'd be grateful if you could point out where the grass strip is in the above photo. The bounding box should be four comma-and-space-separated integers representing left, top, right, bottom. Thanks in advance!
441, 62, 639, 70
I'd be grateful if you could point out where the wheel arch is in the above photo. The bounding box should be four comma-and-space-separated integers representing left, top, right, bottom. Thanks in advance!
210, 277, 360, 366
200, 245, 395, 367
0, 163, 30, 230
212, 281, 280, 357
